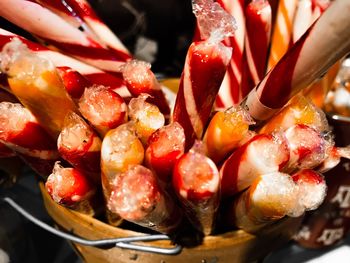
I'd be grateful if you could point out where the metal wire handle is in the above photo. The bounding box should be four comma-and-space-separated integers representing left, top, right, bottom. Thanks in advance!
2, 197, 182, 255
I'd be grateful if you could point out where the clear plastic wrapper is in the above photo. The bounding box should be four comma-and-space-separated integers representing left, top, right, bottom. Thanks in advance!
57, 112, 102, 184
128, 94, 165, 145
121, 60, 170, 117
0, 38, 78, 139
145, 122, 185, 184
259, 95, 329, 134
172, 141, 220, 235
0, 102, 59, 177
45, 162, 98, 216
220, 133, 290, 197
283, 124, 330, 172
78, 85, 128, 137
173, 0, 235, 149
223, 172, 299, 233
203, 106, 254, 164
108, 165, 183, 234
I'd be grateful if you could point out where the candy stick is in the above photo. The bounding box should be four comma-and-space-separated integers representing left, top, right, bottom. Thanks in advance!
57, 112, 101, 184
267, 0, 298, 71
243, 0, 350, 122
219, 133, 290, 198
56, 66, 91, 99
44, 0, 130, 56
259, 95, 329, 134
0, 29, 130, 98
78, 85, 128, 137
33, 0, 98, 40
128, 94, 165, 145
108, 165, 182, 234
202, 106, 254, 164
283, 124, 329, 173
45, 162, 98, 215
173, 0, 235, 149
223, 172, 299, 232
241, 0, 272, 97
291, 169, 327, 215
0, 38, 78, 139
317, 146, 350, 173
121, 60, 170, 117
0, 0, 130, 74
0, 102, 59, 177
292, 0, 314, 44
145, 122, 185, 184
292, 0, 330, 43
216, 0, 245, 107
172, 141, 220, 235
100, 122, 144, 224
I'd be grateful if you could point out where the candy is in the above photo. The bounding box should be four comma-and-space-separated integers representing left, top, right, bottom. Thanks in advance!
120, 60, 170, 117
216, 0, 245, 107
145, 122, 185, 184
243, 0, 350, 122
0, 102, 59, 177
267, 0, 298, 71
108, 165, 182, 234
203, 106, 254, 164
172, 141, 220, 235
259, 95, 329, 134
223, 172, 299, 232
0, 38, 78, 139
128, 94, 165, 145
241, 0, 272, 97
78, 85, 128, 137
57, 112, 102, 183
46, 162, 98, 215
220, 133, 290, 197
283, 124, 330, 172
0, 0, 129, 74
173, 0, 235, 149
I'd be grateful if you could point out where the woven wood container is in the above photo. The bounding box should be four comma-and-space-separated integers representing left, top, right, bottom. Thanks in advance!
39, 183, 302, 263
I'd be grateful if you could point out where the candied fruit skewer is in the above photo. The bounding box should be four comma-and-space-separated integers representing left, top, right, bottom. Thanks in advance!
240, 0, 272, 97
267, 0, 298, 71
223, 172, 301, 233
35, 0, 130, 56
108, 165, 183, 234
242, 0, 350, 123
172, 141, 220, 235
0, 0, 130, 74
219, 133, 290, 198
0, 29, 130, 98
78, 85, 128, 137
0, 39, 78, 139
45, 162, 99, 216
128, 94, 165, 145
57, 112, 101, 184
202, 106, 254, 164
145, 122, 185, 185
173, 0, 235, 149
215, 0, 245, 107
0, 102, 59, 177
101, 122, 144, 225
258, 95, 329, 134
121, 60, 170, 117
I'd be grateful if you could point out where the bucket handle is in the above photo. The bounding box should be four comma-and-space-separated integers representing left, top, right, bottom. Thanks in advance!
2, 197, 182, 255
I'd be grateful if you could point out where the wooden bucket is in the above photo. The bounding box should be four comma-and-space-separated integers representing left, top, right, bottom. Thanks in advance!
39, 183, 302, 263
